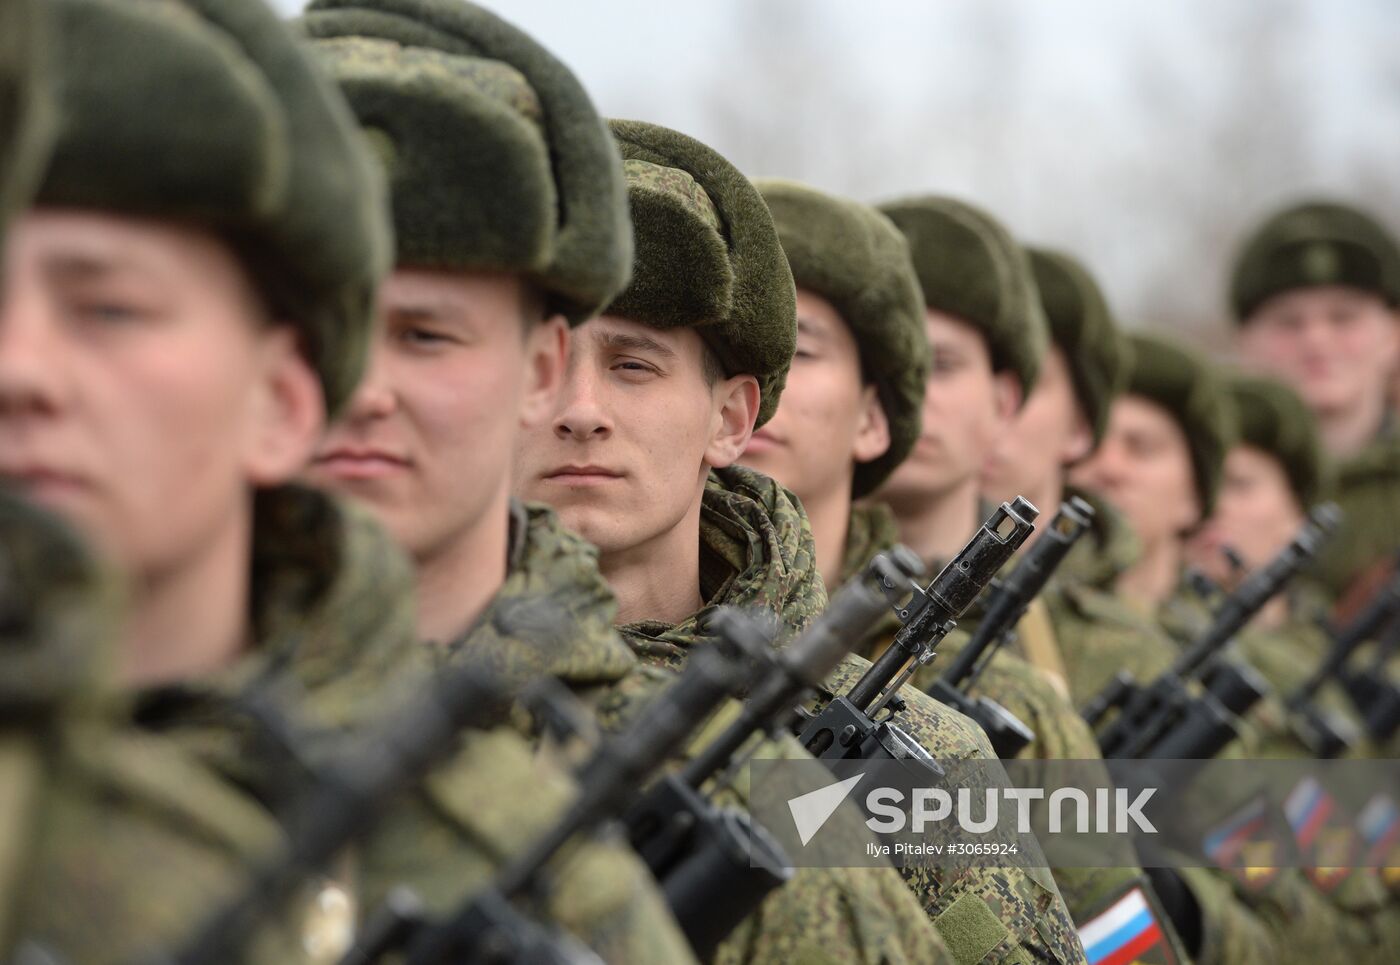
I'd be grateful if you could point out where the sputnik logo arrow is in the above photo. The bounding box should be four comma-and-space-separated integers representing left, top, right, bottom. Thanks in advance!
787, 773, 865, 846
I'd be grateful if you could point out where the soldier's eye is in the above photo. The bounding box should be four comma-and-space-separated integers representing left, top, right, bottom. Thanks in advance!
72, 300, 148, 324
613, 357, 659, 375
399, 327, 452, 346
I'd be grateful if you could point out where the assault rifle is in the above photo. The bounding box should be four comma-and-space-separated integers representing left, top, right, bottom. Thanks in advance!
1084, 503, 1341, 760
797, 498, 1038, 769
162, 662, 516, 965
343, 610, 768, 964
926, 497, 1095, 759
624, 551, 922, 958
1290, 556, 1400, 751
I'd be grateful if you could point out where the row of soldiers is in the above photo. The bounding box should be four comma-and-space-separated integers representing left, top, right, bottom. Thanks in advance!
1, 0, 1398, 963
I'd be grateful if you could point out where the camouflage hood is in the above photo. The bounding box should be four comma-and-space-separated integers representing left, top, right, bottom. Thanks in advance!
839, 501, 903, 587
442, 501, 638, 696
1059, 485, 1142, 592
618, 464, 826, 670
131, 485, 426, 800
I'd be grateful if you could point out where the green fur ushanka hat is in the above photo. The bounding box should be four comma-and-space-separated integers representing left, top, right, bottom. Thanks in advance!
1026, 246, 1127, 451
35, 0, 390, 417
301, 0, 631, 326
877, 195, 1047, 400
1226, 373, 1327, 509
0, 0, 52, 249
1230, 200, 1400, 321
606, 120, 796, 428
1123, 332, 1237, 517
754, 178, 929, 497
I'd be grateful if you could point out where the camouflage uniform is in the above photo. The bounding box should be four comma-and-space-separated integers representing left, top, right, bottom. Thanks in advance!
1046, 487, 1181, 707
4, 488, 305, 963
1228, 201, 1400, 607
843, 503, 1194, 963
433, 500, 949, 964
621, 466, 1087, 965
1, 489, 689, 964
1317, 427, 1400, 605
1153, 579, 1394, 963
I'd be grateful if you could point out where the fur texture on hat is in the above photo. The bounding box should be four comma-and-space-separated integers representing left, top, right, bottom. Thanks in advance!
756, 178, 929, 497
1227, 372, 1327, 509
607, 120, 796, 428
879, 194, 1046, 400
302, 0, 632, 326
1027, 246, 1126, 451
38, 0, 392, 416
1123, 332, 1237, 517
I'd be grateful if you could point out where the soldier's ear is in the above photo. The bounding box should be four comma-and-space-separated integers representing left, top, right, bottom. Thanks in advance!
520, 315, 568, 431
704, 374, 761, 469
244, 326, 324, 486
991, 369, 1022, 425
1062, 406, 1094, 467
852, 385, 892, 465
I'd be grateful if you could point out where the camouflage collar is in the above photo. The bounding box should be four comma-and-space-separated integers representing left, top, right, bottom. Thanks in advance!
839, 501, 902, 586
443, 500, 636, 692
617, 465, 826, 671
131, 485, 424, 798
1059, 485, 1142, 591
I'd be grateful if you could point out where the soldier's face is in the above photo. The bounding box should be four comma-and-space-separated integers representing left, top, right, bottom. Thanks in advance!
0, 209, 323, 574
1240, 287, 1400, 420
982, 346, 1092, 503
738, 288, 888, 509
514, 315, 759, 557
876, 310, 1018, 509
307, 269, 566, 563
1071, 395, 1201, 548
1189, 445, 1303, 581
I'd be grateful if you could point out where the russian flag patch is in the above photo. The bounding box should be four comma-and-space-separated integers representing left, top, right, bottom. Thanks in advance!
1078, 885, 1176, 965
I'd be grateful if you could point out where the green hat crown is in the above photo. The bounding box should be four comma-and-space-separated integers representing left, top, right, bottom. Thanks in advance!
36, 0, 392, 416
302, 0, 631, 326
1231, 200, 1400, 321
1124, 332, 1237, 516
877, 194, 1046, 399
1026, 246, 1127, 450
1226, 373, 1327, 508
755, 178, 929, 497
35, 0, 391, 417
0, 0, 54, 249
606, 120, 796, 428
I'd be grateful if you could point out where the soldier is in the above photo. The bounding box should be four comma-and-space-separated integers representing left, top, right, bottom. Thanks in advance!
516, 127, 1086, 965
1185, 373, 1363, 756
976, 249, 1186, 705
1229, 201, 1400, 610
780, 193, 1181, 959
1071, 333, 1400, 965
297, 4, 948, 963
0, 0, 686, 961
740, 184, 1097, 769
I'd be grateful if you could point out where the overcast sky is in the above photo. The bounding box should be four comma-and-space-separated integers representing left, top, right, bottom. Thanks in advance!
277, 0, 1400, 338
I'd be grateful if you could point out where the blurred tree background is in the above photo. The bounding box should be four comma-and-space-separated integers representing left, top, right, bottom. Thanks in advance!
279, 0, 1400, 349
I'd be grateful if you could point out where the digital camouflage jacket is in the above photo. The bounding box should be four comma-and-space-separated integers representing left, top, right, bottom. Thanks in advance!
1045, 488, 1181, 706
1159, 578, 1400, 965
446, 499, 949, 965
1314, 427, 1400, 603
842, 501, 1192, 965
621, 467, 1088, 965
19, 487, 690, 964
